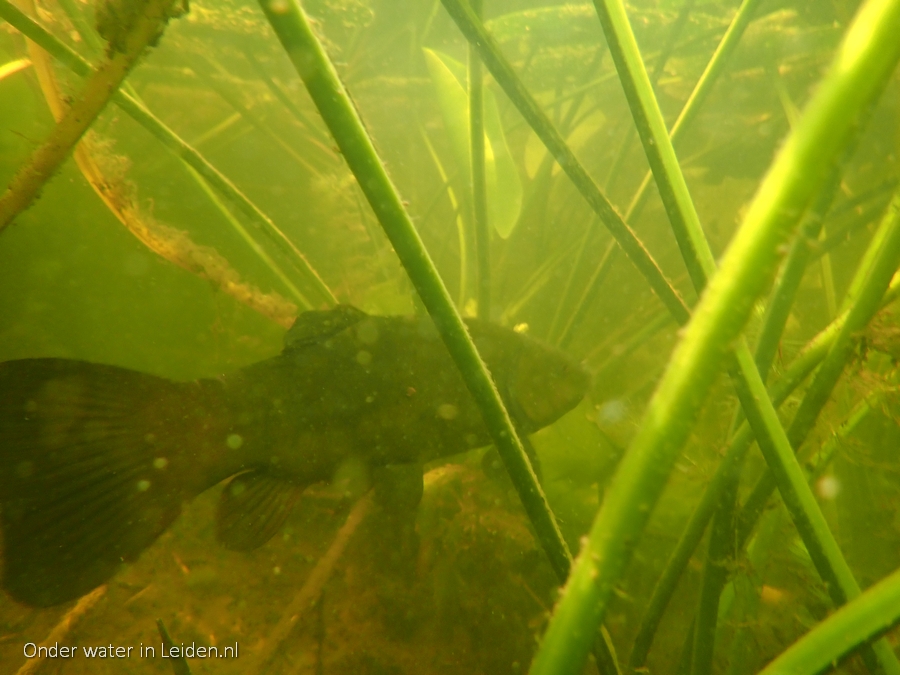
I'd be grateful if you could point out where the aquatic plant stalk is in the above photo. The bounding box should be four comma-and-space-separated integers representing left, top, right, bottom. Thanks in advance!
257, 0, 574, 612
0, 0, 180, 231
469, 0, 491, 319
561, 0, 764, 337
439, 0, 690, 326
588, 1, 900, 671
0, 0, 335, 308
256, 3, 625, 671
156, 620, 192, 675
753, 167, 845, 380
527, 0, 900, 671
736, 189, 900, 549
756, 564, 900, 675
623, 0, 765, 222
629, 271, 900, 669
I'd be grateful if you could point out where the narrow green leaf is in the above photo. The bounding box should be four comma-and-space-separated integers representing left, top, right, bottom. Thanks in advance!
423, 48, 472, 185
483, 88, 522, 238
425, 49, 523, 238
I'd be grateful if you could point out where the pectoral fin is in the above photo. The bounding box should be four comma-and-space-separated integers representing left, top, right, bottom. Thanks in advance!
215, 470, 304, 551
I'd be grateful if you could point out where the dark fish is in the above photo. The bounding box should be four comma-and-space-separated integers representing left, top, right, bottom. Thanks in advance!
0, 305, 588, 607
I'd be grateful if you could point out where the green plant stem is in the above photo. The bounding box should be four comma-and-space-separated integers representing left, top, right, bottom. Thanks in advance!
754, 167, 844, 379
253, 10, 628, 675
528, 0, 900, 671
187, 52, 317, 174
628, 272, 900, 670
690, 478, 736, 675
245, 48, 332, 147
623, 0, 765, 223
589, 2, 900, 672
468, 0, 490, 320
603, 0, 694, 193
557, 238, 617, 349
0, 0, 334, 308
737, 189, 900, 549
439, 0, 690, 326
757, 565, 900, 675
558, 0, 763, 351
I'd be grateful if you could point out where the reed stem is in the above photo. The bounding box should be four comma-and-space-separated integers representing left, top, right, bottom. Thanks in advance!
528, 0, 900, 671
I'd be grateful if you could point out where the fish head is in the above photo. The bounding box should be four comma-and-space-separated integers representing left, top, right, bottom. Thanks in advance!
469, 321, 589, 432
506, 335, 589, 431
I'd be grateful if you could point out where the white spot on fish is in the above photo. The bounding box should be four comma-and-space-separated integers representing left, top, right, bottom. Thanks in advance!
365, 395, 374, 403
513, 323, 529, 334
230, 481, 246, 497
226, 434, 244, 450
137, 480, 151, 492
153, 457, 168, 470
356, 350, 372, 366
268, 0, 289, 13
437, 403, 458, 420
273, 566, 281, 575
357, 319, 379, 345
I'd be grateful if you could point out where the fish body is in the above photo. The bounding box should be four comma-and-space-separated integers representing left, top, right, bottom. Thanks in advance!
0, 306, 588, 606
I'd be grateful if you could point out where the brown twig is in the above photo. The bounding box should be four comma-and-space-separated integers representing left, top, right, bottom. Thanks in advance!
250, 491, 374, 674
14, 585, 107, 675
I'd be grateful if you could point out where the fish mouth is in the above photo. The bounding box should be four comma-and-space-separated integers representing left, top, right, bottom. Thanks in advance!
509, 348, 590, 431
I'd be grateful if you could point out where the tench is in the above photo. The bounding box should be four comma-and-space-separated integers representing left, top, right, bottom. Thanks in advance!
0, 305, 588, 607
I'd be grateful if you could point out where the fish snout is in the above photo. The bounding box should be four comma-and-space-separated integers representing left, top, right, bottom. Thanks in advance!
510, 347, 589, 431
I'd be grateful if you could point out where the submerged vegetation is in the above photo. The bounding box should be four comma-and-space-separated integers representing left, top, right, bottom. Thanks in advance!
1, 0, 900, 673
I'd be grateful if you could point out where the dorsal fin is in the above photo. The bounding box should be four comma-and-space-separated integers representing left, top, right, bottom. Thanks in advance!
215, 470, 305, 551
0, 358, 206, 606
283, 304, 368, 350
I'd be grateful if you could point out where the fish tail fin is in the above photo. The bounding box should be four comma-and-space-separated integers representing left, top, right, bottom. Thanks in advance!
0, 358, 209, 606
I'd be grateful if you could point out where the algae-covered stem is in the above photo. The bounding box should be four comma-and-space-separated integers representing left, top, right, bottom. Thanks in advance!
757, 566, 900, 675
526, 0, 900, 672
255, 0, 572, 585
0, 0, 335, 309
439, 0, 691, 326
468, 0, 491, 320
0, 0, 181, 232
590, 0, 900, 672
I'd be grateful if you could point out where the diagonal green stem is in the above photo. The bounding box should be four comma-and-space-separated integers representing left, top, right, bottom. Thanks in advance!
757, 564, 900, 675
589, 1, 900, 672
737, 190, 900, 548
623, 0, 765, 223
0, 0, 334, 308
255, 0, 590, 634
629, 269, 900, 669
468, 0, 490, 320
439, 0, 690, 326
527, 0, 900, 671
562, 0, 764, 351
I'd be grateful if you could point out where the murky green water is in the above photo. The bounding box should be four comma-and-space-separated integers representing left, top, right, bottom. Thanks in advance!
1, 0, 899, 673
